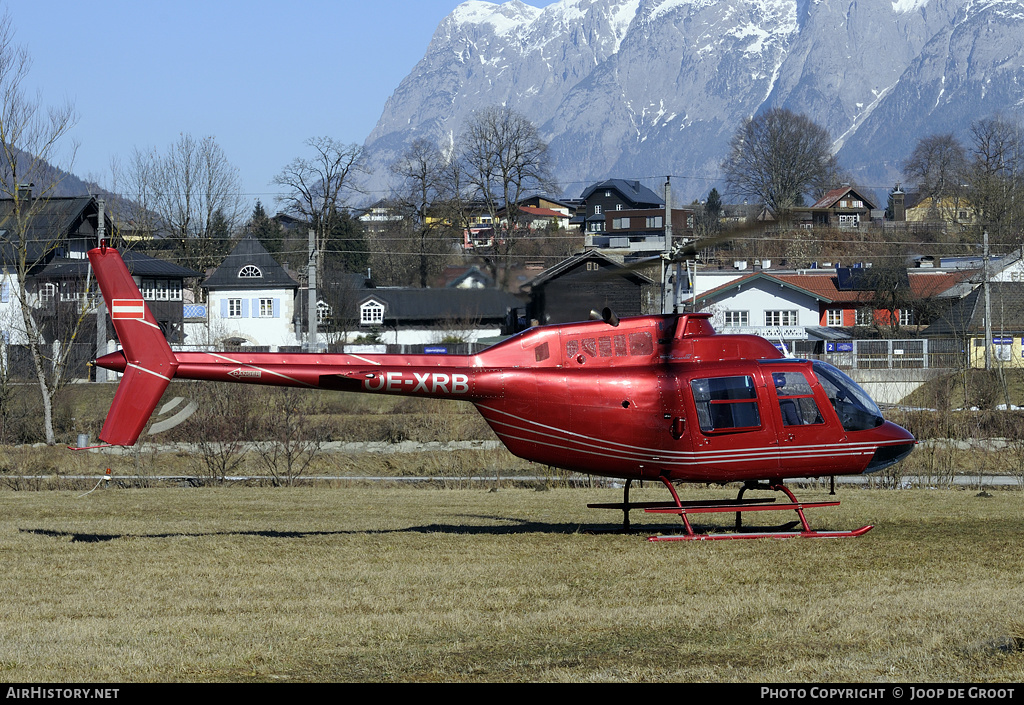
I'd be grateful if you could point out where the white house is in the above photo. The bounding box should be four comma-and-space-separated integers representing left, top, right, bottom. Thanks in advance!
693, 270, 835, 350
195, 236, 300, 350
354, 287, 523, 346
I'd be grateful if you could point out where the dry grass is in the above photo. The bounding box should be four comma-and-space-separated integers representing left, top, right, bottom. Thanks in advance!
1, 484, 1023, 682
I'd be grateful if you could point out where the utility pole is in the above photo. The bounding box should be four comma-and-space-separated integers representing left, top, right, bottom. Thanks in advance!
307, 228, 318, 352
95, 199, 107, 383
984, 230, 992, 370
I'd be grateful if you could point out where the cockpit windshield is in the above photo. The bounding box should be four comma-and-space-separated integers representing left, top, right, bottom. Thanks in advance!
811, 361, 885, 432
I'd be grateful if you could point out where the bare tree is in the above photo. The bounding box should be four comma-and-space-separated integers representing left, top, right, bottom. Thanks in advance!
127, 133, 244, 278
903, 133, 968, 220
390, 138, 457, 287
722, 107, 838, 216
177, 381, 259, 483
458, 106, 554, 287
273, 137, 365, 281
964, 115, 1024, 245
0, 9, 83, 445
366, 217, 419, 287
253, 387, 330, 486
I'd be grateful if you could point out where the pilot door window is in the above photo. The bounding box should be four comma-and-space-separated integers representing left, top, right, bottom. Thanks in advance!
690, 375, 761, 433
771, 371, 824, 426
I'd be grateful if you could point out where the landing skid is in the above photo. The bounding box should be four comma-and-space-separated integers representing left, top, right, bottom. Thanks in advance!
588, 478, 872, 541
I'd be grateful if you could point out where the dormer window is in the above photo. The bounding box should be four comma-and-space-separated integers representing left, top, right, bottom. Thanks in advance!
360, 299, 384, 326
238, 265, 262, 278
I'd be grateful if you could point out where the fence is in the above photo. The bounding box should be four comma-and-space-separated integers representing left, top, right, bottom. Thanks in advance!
798, 338, 965, 370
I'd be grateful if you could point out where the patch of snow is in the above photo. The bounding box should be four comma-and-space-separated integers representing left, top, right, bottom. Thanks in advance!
833, 79, 900, 150
891, 0, 930, 13
451, 0, 542, 36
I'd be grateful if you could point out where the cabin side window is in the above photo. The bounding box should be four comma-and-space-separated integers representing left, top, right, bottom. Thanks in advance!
690, 375, 761, 433
771, 371, 824, 426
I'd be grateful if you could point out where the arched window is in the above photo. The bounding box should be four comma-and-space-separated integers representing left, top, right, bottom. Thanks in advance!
360, 300, 384, 326
238, 265, 262, 278
317, 299, 332, 324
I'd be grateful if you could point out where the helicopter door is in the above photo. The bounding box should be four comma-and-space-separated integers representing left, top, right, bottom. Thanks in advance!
765, 366, 849, 475
683, 372, 780, 482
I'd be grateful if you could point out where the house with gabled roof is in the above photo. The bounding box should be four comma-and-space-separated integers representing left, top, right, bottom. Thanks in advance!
692, 264, 967, 348
791, 186, 878, 229
520, 250, 655, 325
922, 282, 1024, 368
694, 270, 836, 348
441, 265, 493, 290
197, 235, 300, 350
905, 195, 975, 228
0, 193, 201, 378
576, 179, 692, 255
578, 179, 664, 238
354, 287, 523, 346
497, 204, 570, 231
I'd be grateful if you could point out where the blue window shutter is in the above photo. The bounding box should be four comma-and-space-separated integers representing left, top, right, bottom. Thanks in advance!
241, 299, 249, 318
220, 299, 228, 317
1, 283, 8, 303
273, 298, 280, 318
252, 298, 260, 317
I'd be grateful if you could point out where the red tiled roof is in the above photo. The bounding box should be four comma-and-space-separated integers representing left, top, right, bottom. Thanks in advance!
810, 188, 849, 209
698, 269, 968, 307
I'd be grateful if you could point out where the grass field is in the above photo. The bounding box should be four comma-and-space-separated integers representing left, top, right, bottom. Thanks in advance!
2, 484, 1023, 683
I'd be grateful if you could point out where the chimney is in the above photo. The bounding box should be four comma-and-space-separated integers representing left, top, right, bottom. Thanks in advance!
16, 183, 33, 214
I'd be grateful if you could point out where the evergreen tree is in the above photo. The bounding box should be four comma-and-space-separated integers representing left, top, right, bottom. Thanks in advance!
248, 199, 282, 254
324, 208, 370, 274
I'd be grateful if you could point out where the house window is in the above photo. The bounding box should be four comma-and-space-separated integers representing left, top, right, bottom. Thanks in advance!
723, 311, 748, 327
826, 309, 843, 327
317, 299, 331, 324
996, 339, 1013, 361
765, 310, 798, 327
238, 265, 262, 278
898, 309, 915, 326
360, 300, 384, 326
39, 282, 57, 303
594, 205, 602, 215
259, 298, 274, 318
612, 218, 627, 230
855, 308, 873, 326
586, 261, 600, 271
141, 278, 181, 301
646, 216, 663, 228
227, 298, 242, 318
60, 281, 82, 302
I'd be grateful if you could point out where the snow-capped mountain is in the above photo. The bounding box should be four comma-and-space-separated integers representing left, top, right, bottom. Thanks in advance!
361, 0, 1024, 204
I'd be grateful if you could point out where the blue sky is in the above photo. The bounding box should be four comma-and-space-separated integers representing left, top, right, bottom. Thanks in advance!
7, 0, 557, 209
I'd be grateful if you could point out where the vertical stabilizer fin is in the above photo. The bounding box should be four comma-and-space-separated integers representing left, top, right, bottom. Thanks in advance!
88, 247, 179, 445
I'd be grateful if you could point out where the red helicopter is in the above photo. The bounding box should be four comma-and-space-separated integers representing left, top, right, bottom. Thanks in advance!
88, 245, 915, 541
